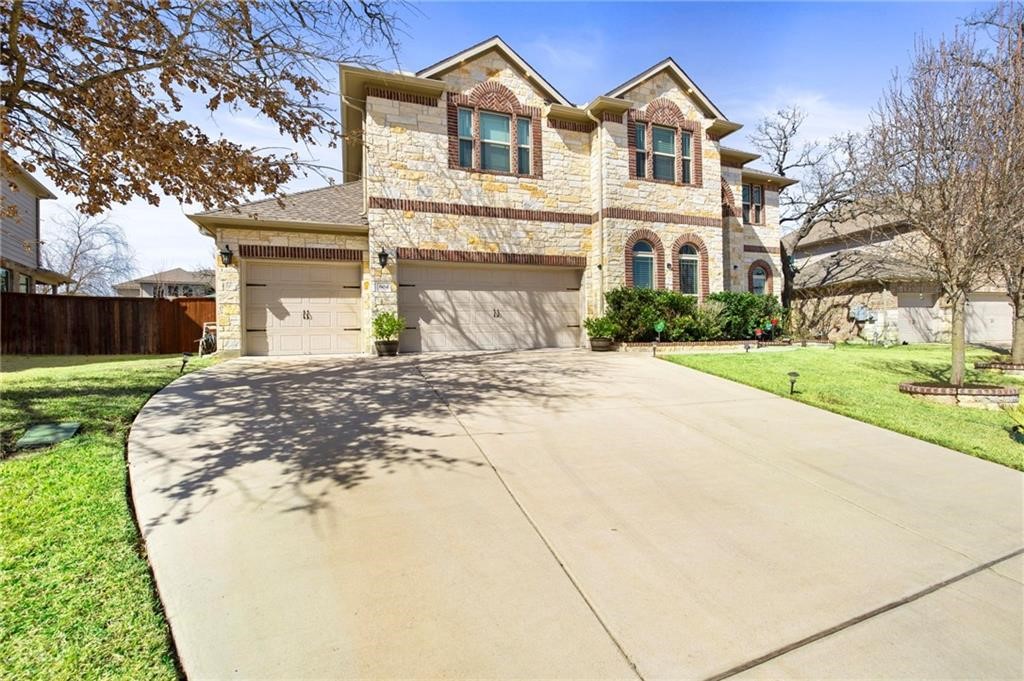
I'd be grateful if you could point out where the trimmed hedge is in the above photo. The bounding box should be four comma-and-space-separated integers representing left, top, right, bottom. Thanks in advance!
603, 287, 786, 342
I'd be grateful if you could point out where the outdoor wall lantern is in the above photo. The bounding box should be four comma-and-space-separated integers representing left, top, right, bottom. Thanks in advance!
788, 371, 800, 395
378, 248, 389, 269
219, 244, 233, 266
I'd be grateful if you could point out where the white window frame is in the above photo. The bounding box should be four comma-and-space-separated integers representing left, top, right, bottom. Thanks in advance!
651, 125, 676, 182
632, 241, 655, 290
457, 107, 473, 169
517, 117, 531, 175
680, 131, 693, 184
678, 245, 700, 296
635, 124, 647, 178
479, 111, 512, 172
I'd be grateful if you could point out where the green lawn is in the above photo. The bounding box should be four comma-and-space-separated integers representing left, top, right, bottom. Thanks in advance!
666, 344, 1023, 471
1, 354, 215, 680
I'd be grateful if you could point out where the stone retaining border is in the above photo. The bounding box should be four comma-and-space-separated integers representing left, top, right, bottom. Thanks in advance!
975, 361, 1024, 377
899, 382, 1019, 409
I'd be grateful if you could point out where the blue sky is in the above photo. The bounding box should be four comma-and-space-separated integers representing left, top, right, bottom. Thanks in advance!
42, 1, 992, 276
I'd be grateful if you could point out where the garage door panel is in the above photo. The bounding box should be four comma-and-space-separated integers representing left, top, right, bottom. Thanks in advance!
399, 263, 581, 353
967, 294, 1012, 344
245, 262, 362, 356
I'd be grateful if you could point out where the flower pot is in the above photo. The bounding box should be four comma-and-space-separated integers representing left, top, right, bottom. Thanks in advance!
375, 340, 399, 356
589, 337, 614, 352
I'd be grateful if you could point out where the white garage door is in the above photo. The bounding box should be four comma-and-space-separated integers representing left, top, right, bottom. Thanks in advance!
967, 293, 1012, 344
245, 261, 362, 356
897, 293, 940, 343
398, 263, 582, 352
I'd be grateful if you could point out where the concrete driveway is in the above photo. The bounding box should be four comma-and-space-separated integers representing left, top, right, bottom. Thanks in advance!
128, 350, 1023, 680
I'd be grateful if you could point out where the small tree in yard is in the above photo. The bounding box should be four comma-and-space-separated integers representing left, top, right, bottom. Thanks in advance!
860, 22, 1022, 385
45, 210, 136, 295
1, 1, 401, 215
750, 107, 864, 307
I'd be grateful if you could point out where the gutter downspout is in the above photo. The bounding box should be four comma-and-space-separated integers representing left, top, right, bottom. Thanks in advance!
586, 109, 605, 314
341, 94, 369, 215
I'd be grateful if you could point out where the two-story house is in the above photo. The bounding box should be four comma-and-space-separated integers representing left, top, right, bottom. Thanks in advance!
1, 155, 72, 294
191, 37, 795, 356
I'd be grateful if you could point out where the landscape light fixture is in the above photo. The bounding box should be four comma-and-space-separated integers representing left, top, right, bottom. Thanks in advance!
180, 352, 192, 375
378, 248, 389, 268
744, 343, 751, 353
788, 371, 800, 394
219, 244, 233, 265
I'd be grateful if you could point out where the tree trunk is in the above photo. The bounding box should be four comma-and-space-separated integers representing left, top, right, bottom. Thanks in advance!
780, 243, 795, 308
1012, 290, 1024, 364
950, 293, 967, 386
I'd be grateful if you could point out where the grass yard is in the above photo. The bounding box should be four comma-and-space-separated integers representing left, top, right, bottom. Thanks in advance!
666, 344, 1023, 471
1, 354, 216, 680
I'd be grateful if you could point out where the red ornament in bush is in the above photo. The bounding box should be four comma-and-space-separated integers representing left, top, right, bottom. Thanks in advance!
754, 328, 763, 337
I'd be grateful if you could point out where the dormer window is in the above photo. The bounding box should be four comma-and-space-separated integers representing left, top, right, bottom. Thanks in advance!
627, 99, 702, 187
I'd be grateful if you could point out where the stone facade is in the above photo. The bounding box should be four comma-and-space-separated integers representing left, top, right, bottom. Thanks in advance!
205, 39, 791, 354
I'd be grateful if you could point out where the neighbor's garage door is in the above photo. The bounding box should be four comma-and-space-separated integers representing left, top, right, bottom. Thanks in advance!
967, 293, 1012, 344
245, 261, 362, 356
398, 263, 582, 352
897, 293, 940, 343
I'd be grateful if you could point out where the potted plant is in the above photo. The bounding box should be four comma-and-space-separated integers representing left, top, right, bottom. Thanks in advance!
372, 311, 405, 356
583, 316, 618, 352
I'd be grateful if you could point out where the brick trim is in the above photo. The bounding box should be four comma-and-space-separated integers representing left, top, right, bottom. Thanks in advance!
628, 99, 703, 187
744, 244, 780, 254
748, 259, 774, 294
365, 86, 439, 107
624, 229, 666, 289
671, 234, 710, 301
369, 196, 591, 224
601, 111, 623, 123
447, 85, 543, 179
547, 118, 596, 133
602, 207, 721, 228
721, 177, 739, 218
397, 248, 585, 268
238, 245, 364, 262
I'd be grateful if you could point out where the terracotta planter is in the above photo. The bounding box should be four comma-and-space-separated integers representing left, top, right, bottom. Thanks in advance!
589, 337, 614, 352
375, 340, 399, 356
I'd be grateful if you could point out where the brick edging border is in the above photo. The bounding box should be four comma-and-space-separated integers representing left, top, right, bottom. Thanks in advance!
975, 361, 1024, 371
898, 382, 1019, 397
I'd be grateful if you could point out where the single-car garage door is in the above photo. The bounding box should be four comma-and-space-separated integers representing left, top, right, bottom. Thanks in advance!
398, 263, 582, 352
967, 293, 1012, 344
245, 261, 362, 356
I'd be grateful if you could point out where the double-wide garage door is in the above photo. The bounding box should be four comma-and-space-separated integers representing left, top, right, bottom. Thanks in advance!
967, 293, 1013, 344
245, 262, 361, 356
399, 263, 582, 353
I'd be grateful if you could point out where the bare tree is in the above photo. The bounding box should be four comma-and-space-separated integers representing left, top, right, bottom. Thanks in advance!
750, 107, 864, 306
967, 2, 1024, 362
44, 209, 136, 295
1, 1, 402, 215
860, 29, 1015, 385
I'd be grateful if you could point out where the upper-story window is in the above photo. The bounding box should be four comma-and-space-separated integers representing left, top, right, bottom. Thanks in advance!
742, 184, 764, 224
450, 83, 540, 178
517, 118, 531, 174
0, 268, 10, 292
628, 99, 701, 187
457, 108, 473, 168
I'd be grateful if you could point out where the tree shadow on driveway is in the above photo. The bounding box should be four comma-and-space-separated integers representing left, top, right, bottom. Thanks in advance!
129, 351, 590, 529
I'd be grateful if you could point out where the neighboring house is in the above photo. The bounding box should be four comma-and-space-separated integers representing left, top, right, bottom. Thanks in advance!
113, 268, 215, 298
191, 36, 795, 356
786, 220, 1013, 345
0, 155, 72, 294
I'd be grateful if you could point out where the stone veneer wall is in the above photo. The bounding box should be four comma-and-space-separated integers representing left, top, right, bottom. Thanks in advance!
792, 285, 899, 341
213, 227, 370, 354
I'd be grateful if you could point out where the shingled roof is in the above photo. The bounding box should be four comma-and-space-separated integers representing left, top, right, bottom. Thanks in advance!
793, 249, 933, 290
195, 180, 366, 227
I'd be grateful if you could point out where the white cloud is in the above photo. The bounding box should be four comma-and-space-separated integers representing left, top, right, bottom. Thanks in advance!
727, 87, 872, 151
524, 29, 608, 103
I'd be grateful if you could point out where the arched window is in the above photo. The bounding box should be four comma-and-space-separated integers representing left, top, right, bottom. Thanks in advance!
750, 266, 768, 295
678, 244, 699, 296
632, 241, 655, 289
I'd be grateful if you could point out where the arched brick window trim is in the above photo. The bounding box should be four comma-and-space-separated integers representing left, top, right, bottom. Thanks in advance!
625, 229, 666, 289
748, 259, 774, 294
721, 178, 739, 218
672, 234, 710, 301
447, 82, 543, 178
627, 98, 703, 187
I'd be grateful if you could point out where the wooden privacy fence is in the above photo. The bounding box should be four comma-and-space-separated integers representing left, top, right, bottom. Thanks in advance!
0, 293, 216, 355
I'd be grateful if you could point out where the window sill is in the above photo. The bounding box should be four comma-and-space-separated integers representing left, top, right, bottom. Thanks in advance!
633, 176, 697, 188
453, 165, 541, 181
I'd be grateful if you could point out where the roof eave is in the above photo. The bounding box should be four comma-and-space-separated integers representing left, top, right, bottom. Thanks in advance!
189, 213, 369, 235
741, 168, 799, 188
709, 120, 743, 140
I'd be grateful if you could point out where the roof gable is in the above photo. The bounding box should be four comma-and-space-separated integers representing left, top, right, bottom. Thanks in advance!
605, 58, 724, 119
417, 36, 571, 106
